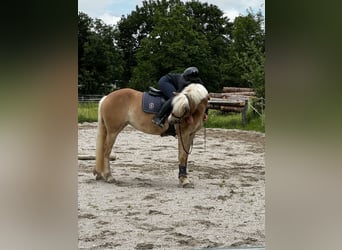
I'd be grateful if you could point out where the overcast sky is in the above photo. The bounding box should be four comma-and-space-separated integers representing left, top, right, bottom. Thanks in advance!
78, 0, 265, 25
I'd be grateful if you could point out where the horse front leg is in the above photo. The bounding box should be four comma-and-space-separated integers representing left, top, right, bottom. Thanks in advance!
177, 131, 195, 188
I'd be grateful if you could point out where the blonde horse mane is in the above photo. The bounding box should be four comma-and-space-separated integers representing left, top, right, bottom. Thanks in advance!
171, 83, 208, 117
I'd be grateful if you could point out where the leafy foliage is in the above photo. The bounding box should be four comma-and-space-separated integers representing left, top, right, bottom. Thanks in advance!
78, 12, 124, 95
228, 10, 265, 98
78, 1, 265, 98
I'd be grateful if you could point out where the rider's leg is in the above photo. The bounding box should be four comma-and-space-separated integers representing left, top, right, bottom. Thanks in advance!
152, 98, 173, 128
152, 76, 176, 128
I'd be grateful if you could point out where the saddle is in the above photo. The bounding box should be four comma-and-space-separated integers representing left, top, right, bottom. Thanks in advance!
142, 87, 176, 137
142, 87, 166, 114
148, 87, 163, 96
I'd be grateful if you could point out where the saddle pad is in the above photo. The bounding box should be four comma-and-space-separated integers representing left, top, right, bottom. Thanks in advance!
142, 92, 163, 114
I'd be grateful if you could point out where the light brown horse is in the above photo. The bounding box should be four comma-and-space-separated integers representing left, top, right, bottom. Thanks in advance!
94, 83, 209, 187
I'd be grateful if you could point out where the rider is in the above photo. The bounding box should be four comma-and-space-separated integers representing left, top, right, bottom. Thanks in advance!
152, 66, 203, 128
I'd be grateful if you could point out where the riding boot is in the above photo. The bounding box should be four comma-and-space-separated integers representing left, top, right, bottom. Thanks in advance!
152, 98, 173, 128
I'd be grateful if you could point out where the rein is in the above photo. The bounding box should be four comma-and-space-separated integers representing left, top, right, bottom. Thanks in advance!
173, 92, 208, 155
173, 93, 193, 155
178, 122, 193, 155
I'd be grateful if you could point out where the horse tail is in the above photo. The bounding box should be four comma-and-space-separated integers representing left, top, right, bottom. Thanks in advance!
95, 96, 107, 173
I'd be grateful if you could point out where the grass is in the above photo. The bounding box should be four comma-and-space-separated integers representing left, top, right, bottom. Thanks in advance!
78, 102, 265, 133
205, 109, 265, 132
78, 102, 99, 123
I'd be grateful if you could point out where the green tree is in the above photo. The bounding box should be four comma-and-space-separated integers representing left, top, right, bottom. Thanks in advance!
78, 12, 124, 95
79, 3, 265, 96
115, 0, 157, 84
130, 0, 211, 90
227, 10, 265, 98
117, 0, 232, 92
184, 1, 233, 91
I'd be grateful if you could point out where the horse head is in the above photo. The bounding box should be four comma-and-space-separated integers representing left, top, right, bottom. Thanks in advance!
168, 83, 208, 125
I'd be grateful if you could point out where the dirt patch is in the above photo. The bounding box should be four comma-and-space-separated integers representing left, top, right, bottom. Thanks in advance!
78, 123, 265, 249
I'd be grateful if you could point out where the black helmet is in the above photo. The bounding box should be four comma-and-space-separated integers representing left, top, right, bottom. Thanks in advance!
182, 66, 199, 81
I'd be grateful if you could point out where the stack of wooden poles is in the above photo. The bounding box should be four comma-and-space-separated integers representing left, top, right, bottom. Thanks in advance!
208, 87, 255, 113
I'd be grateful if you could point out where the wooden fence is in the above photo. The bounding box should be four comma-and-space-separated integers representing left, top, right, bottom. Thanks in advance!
78, 95, 103, 102
208, 87, 256, 126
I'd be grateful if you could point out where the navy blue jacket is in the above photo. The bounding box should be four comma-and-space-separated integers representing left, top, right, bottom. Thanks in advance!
158, 73, 203, 99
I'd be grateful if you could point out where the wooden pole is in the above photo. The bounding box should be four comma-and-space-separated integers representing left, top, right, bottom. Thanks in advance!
78, 155, 116, 160
223, 87, 254, 93
242, 100, 248, 126
220, 106, 244, 112
209, 92, 256, 98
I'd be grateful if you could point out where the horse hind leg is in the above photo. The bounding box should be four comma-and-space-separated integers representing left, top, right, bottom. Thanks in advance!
95, 126, 122, 183
94, 131, 119, 182
100, 131, 119, 183
94, 98, 118, 183
94, 97, 107, 180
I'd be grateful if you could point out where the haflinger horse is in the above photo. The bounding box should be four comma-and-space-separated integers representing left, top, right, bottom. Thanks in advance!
94, 83, 209, 187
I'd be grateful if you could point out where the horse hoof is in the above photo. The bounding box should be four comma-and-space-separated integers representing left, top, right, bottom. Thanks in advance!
95, 175, 104, 180
93, 169, 97, 176
178, 176, 194, 188
93, 169, 104, 180
183, 182, 194, 188
105, 176, 115, 183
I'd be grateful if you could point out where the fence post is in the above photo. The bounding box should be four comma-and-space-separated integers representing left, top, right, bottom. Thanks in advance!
261, 98, 264, 126
242, 100, 248, 126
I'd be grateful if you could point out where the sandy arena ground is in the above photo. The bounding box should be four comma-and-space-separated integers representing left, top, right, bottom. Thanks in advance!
78, 122, 265, 250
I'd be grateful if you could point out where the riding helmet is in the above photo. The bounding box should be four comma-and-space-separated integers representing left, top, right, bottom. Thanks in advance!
182, 66, 199, 81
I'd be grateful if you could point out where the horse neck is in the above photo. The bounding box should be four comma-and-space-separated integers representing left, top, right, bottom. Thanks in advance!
196, 98, 208, 113
189, 94, 208, 114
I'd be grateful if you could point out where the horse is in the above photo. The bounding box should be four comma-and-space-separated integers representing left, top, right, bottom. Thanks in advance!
94, 83, 209, 187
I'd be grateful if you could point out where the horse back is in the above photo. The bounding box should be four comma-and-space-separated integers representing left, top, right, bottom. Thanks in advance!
100, 88, 143, 123
107, 87, 141, 97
